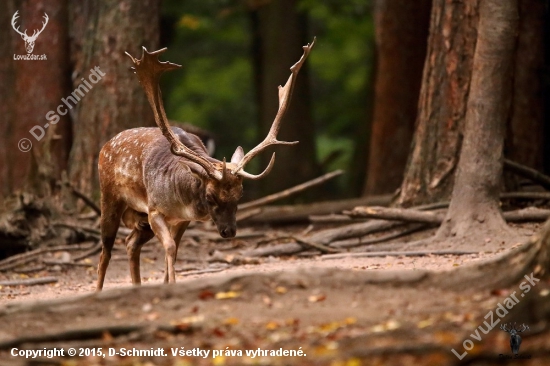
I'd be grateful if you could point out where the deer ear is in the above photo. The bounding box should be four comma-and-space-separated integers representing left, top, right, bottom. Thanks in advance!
231, 146, 244, 164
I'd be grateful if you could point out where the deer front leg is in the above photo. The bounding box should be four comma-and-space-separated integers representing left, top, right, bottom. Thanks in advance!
149, 211, 178, 283
163, 221, 190, 283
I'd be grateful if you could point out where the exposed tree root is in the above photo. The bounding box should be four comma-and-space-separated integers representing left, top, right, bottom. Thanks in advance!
0, 276, 58, 287
346, 206, 550, 224
321, 250, 478, 260
504, 158, 550, 190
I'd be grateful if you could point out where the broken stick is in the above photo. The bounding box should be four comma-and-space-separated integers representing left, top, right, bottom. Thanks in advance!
238, 169, 344, 211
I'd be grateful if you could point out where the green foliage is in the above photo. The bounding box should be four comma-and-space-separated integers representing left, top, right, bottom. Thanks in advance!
160, 0, 374, 195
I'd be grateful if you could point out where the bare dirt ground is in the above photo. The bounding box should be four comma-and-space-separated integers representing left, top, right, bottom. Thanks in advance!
1, 222, 549, 366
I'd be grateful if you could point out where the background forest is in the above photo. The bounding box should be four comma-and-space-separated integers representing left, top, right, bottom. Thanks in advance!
0, 0, 549, 223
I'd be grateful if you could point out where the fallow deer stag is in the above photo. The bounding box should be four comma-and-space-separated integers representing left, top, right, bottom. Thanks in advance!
96, 38, 315, 290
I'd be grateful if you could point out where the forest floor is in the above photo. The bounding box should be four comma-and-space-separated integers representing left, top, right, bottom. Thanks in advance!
0, 221, 549, 366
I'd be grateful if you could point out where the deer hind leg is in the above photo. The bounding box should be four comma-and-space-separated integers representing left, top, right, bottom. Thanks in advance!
163, 221, 190, 283
96, 199, 125, 291
123, 209, 155, 285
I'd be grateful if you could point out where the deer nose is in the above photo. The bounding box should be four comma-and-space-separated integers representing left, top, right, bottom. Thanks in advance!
220, 227, 236, 238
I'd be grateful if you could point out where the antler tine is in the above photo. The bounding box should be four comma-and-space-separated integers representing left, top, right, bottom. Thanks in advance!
518, 323, 529, 332
232, 37, 316, 179
500, 323, 509, 332
126, 47, 222, 180
11, 11, 27, 37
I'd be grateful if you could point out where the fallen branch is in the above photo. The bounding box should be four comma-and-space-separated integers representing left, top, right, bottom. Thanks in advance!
344, 207, 443, 224
500, 191, 550, 200
242, 220, 401, 257
179, 267, 228, 276
42, 260, 93, 267
69, 186, 101, 216
239, 195, 392, 224
331, 224, 429, 249
290, 236, 342, 254
239, 169, 344, 211
0, 242, 96, 271
504, 158, 550, 190
0, 276, 58, 286
345, 206, 550, 224
321, 250, 478, 260
72, 241, 102, 261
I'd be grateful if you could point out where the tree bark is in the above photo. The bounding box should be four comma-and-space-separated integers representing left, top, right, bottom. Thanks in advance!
250, 0, 320, 197
0, 0, 71, 199
505, 0, 545, 171
67, 0, 159, 199
437, 0, 518, 241
396, 0, 479, 207
364, 0, 431, 195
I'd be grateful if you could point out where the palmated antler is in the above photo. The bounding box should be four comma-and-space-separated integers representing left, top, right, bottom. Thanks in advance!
231, 37, 316, 179
126, 47, 223, 180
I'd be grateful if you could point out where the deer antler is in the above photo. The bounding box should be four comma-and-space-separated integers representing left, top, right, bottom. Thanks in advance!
231, 37, 316, 179
29, 13, 49, 40
126, 47, 223, 180
11, 11, 26, 38
514, 323, 529, 333
500, 323, 510, 332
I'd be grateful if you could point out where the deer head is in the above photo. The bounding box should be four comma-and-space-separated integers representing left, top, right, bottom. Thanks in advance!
125, 39, 315, 237
11, 11, 49, 54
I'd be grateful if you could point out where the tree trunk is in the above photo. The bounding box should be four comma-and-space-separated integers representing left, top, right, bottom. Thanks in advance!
505, 0, 545, 172
437, 0, 518, 242
395, 0, 479, 207
250, 0, 320, 197
0, 0, 71, 199
363, 0, 431, 196
67, 0, 159, 199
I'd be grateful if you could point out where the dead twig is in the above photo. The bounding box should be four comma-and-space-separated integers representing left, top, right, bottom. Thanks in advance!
290, 236, 342, 254
72, 241, 102, 261
238, 170, 344, 211
331, 224, 429, 249
178, 267, 228, 276
0, 276, 58, 286
500, 191, 550, 200
0, 242, 96, 271
42, 260, 93, 267
321, 250, 478, 260
344, 206, 443, 224
240, 195, 392, 224
504, 158, 550, 190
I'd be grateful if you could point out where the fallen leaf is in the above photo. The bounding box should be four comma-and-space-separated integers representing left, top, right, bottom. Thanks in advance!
198, 290, 215, 300
223, 317, 239, 326
265, 321, 280, 330
275, 286, 287, 294
215, 291, 241, 300
308, 294, 326, 302
145, 312, 159, 321
417, 318, 434, 328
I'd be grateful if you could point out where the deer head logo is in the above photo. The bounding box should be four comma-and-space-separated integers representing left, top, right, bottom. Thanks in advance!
500, 323, 529, 354
11, 11, 49, 54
